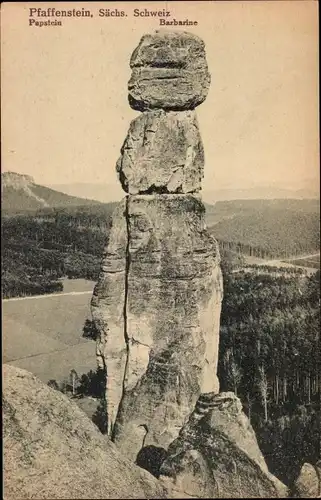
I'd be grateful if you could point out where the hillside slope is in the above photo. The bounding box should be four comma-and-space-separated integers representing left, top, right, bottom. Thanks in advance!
3, 364, 166, 499
2, 172, 101, 212
205, 199, 320, 225
206, 199, 320, 258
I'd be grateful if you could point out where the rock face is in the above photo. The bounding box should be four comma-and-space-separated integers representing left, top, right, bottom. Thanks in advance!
91, 199, 128, 434
1, 171, 35, 189
3, 364, 166, 499
91, 30, 223, 461
111, 194, 222, 458
116, 110, 204, 194
293, 462, 321, 498
159, 392, 288, 498
128, 31, 211, 111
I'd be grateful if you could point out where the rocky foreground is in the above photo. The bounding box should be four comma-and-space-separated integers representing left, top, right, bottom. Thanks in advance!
4, 365, 320, 498
3, 364, 166, 499
2, 364, 292, 499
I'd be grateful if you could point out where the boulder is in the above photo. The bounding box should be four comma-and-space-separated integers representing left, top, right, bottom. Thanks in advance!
3, 364, 167, 500
293, 462, 320, 498
159, 392, 288, 498
117, 110, 204, 194
112, 194, 223, 461
128, 31, 211, 111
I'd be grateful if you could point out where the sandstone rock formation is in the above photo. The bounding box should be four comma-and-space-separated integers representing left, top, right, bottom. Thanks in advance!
91, 199, 128, 434
91, 30, 223, 462
128, 31, 211, 111
116, 110, 204, 194
159, 392, 288, 498
293, 462, 321, 498
111, 194, 222, 457
1, 171, 35, 189
3, 364, 166, 499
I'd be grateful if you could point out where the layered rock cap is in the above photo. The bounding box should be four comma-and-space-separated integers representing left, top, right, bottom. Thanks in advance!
128, 31, 211, 111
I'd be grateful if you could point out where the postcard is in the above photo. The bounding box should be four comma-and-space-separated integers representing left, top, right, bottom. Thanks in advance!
2, 1, 319, 498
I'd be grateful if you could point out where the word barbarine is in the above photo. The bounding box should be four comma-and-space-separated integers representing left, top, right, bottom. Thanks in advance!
159, 18, 198, 26
29, 8, 92, 17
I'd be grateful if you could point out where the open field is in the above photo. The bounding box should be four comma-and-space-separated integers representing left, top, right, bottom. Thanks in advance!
284, 253, 320, 269
2, 280, 97, 384
5, 342, 97, 386
59, 278, 95, 293
243, 253, 319, 276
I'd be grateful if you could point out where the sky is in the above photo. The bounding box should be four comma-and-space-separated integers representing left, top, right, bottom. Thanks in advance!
1, 1, 319, 197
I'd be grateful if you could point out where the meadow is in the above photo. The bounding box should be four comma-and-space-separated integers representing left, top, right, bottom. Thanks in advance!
3, 280, 96, 383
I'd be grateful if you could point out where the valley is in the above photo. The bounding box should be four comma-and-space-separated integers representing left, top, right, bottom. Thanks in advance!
2, 172, 320, 487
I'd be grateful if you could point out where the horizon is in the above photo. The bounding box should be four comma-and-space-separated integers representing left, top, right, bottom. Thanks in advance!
2, 166, 320, 195
2, 169, 320, 204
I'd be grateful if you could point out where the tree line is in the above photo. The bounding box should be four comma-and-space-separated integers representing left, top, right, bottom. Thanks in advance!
48, 367, 107, 434
211, 209, 319, 259
217, 238, 319, 261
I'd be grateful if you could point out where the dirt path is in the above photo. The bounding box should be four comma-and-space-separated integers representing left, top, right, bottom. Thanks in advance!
266, 252, 320, 265
2, 291, 93, 303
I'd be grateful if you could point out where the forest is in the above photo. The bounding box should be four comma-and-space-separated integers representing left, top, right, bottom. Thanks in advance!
218, 250, 320, 487
1, 205, 115, 298
210, 209, 320, 259
2, 199, 320, 298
